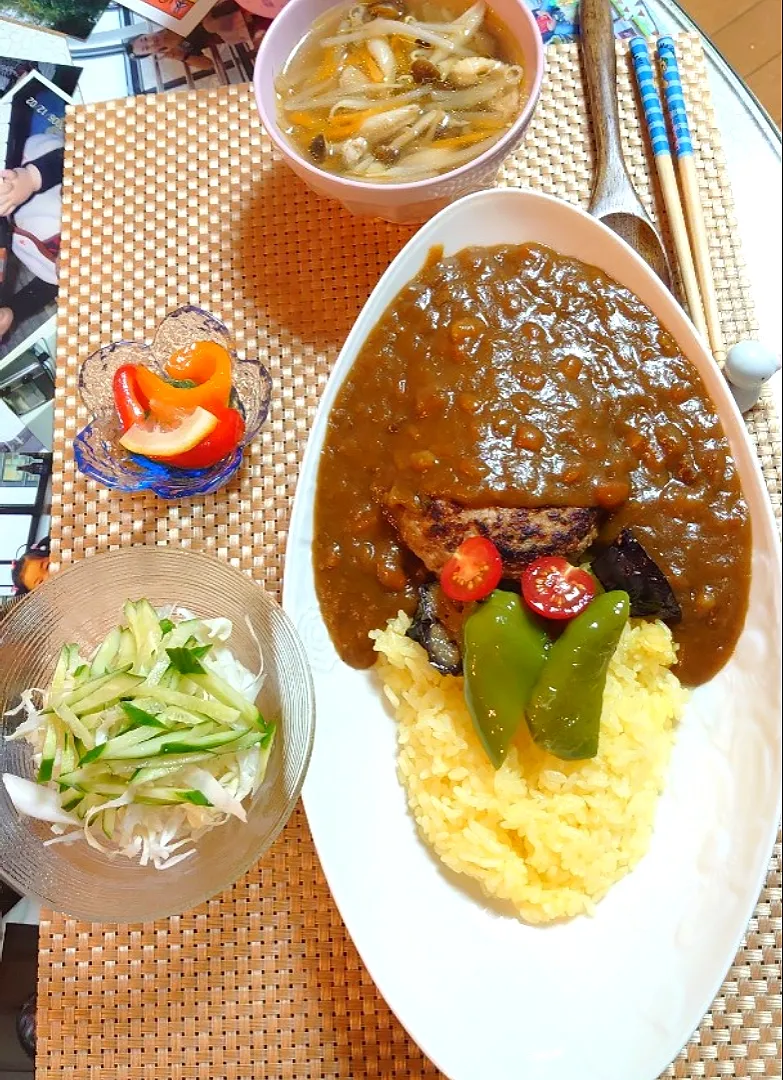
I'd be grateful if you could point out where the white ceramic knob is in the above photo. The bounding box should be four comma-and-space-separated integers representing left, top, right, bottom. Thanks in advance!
724, 340, 781, 413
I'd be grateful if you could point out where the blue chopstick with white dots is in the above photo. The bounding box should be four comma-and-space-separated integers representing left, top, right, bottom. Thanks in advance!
629, 37, 670, 158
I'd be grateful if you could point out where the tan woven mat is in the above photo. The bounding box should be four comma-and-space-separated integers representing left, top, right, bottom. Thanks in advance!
39, 32, 781, 1079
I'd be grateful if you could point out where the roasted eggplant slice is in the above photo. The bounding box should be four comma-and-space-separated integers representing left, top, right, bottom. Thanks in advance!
591, 529, 682, 623
406, 584, 463, 675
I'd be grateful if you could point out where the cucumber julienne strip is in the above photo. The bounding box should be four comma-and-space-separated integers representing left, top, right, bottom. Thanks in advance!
130, 758, 211, 785
73, 791, 106, 820
128, 751, 218, 778
120, 702, 167, 730
90, 626, 121, 676
115, 628, 136, 669
70, 673, 144, 718
134, 787, 213, 807
61, 666, 132, 709
155, 728, 254, 755
78, 723, 165, 765
182, 790, 211, 806
165, 644, 267, 730
61, 790, 83, 812
141, 686, 241, 725
79, 721, 257, 764
49, 643, 80, 704
124, 598, 162, 673
102, 806, 117, 839
58, 765, 111, 790
151, 704, 213, 729
189, 670, 264, 728
88, 780, 129, 798
59, 732, 79, 778
166, 647, 208, 675
53, 702, 94, 749
37, 720, 59, 783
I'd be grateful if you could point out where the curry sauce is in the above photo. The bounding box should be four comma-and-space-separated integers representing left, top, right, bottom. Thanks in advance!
314, 243, 751, 684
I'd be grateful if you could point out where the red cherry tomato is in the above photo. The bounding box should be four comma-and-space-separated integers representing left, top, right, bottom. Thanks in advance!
440, 536, 503, 603
521, 556, 597, 620
160, 404, 245, 469
112, 364, 149, 432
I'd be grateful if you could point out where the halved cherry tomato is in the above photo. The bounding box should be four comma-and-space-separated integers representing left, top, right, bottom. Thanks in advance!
440, 536, 503, 603
521, 556, 597, 621
112, 364, 149, 432
162, 404, 245, 469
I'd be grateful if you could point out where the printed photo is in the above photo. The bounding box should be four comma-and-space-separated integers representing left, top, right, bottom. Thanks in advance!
1, 71, 71, 362
0, 317, 54, 601
0, 322, 56, 437
1, 55, 82, 98
3, 530, 52, 597
0, 443, 52, 599
69, 0, 270, 98
0, 396, 50, 453
0, 0, 110, 41
118, 0, 223, 38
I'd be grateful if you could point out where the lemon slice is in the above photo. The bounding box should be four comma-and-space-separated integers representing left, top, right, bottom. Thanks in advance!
120, 407, 218, 459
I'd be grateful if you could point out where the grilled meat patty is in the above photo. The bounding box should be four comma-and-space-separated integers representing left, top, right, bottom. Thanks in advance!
383, 495, 602, 577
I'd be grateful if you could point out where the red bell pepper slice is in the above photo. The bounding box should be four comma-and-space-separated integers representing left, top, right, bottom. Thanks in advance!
160, 404, 245, 470
112, 365, 149, 432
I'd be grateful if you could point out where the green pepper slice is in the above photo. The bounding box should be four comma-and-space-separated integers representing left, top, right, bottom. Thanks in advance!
463, 590, 549, 769
526, 590, 630, 761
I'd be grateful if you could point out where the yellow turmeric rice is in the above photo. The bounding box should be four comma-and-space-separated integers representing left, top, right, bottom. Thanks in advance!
371, 613, 688, 924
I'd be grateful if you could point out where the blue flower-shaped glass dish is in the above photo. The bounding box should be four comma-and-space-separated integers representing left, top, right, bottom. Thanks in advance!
75, 306, 272, 499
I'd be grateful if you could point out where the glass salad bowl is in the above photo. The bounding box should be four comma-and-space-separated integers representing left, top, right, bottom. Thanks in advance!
0, 547, 315, 922
74, 306, 273, 499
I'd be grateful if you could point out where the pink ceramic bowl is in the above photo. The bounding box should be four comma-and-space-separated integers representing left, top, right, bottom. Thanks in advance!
253, 0, 544, 224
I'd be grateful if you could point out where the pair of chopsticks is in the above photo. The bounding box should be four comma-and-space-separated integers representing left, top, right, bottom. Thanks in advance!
629, 37, 726, 366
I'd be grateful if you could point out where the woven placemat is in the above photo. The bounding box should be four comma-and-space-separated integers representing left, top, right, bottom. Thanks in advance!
38, 33, 781, 1079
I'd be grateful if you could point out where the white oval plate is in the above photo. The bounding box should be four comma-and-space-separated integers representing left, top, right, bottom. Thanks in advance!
284, 189, 782, 1080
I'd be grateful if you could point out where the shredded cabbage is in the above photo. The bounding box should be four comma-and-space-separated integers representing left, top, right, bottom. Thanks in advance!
2, 602, 274, 870
2, 774, 78, 825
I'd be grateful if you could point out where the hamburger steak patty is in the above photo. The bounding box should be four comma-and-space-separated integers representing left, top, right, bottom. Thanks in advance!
383, 495, 602, 577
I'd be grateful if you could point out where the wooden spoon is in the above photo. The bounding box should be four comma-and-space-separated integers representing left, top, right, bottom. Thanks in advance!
580, 0, 672, 288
